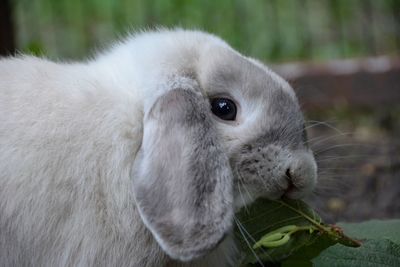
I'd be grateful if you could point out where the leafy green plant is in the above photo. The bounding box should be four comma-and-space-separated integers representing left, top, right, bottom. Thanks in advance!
235, 198, 400, 266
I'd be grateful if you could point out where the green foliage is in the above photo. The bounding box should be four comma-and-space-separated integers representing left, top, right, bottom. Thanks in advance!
23, 41, 45, 56
12, 0, 400, 61
338, 220, 400, 244
235, 198, 359, 265
235, 199, 400, 266
281, 220, 400, 266
311, 239, 400, 267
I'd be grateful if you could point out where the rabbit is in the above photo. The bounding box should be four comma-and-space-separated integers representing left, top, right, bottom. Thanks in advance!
0, 29, 317, 267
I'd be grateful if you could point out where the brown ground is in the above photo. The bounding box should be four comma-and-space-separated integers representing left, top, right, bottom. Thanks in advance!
305, 107, 400, 223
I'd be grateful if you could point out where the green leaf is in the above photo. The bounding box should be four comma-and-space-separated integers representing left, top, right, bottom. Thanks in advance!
312, 239, 400, 267
281, 234, 337, 267
338, 219, 400, 244
282, 220, 400, 266
235, 198, 359, 265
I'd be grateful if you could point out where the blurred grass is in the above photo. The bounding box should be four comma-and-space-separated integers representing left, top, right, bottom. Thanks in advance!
11, 0, 400, 61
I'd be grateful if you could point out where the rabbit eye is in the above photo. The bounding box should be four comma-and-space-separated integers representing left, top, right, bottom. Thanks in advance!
210, 98, 237, 121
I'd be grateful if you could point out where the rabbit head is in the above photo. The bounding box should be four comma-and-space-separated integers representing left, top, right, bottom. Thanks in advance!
194, 47, 318, 209
99, 30, 317, 262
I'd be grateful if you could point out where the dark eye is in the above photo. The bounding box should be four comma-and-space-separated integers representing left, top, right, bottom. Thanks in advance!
210, 98, 237, 121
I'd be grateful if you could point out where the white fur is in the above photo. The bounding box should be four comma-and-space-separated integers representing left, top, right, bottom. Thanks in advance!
0, 30, 241, 267
0, 29, 315, 266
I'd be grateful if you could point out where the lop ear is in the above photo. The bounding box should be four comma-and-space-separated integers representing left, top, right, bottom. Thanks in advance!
132, 88, 234, 261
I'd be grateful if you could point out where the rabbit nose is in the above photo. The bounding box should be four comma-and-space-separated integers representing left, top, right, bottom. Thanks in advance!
282, 153, 317, 199
284, 169, 296, 195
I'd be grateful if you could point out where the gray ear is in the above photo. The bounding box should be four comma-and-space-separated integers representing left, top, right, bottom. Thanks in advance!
133, 88, 233, 261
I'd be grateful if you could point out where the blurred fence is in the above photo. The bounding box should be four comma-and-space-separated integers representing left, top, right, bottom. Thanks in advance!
4, 0, 400, 62
272, 56, 400, 110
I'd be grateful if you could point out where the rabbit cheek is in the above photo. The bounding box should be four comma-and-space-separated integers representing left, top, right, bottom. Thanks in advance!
233, 147, 287, 205
233, 144, 317, 208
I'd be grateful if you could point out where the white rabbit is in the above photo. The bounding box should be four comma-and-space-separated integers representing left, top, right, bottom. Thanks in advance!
0, 29, 317, 267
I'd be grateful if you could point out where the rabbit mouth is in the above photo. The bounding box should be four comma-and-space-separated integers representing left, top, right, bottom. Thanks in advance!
231, 145, 317, 210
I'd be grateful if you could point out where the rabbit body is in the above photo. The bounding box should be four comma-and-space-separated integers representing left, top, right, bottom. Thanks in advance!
0, 30, 316, 267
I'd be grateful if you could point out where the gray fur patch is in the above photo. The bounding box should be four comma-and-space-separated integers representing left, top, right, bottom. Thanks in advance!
133, 88, 234, 261
258, 89, 305, 149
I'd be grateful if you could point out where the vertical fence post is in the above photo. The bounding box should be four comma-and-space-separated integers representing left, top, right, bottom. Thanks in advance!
0, 0, 15, 56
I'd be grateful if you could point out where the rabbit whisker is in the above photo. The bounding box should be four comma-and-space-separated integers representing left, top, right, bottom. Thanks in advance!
318, 172, 351, 178
316, 154, 372, 163
234, 216, 257, 243
239, 176, 254, 202
305, 120, 344, 135
285, 120, 340, 142
314, 143, 365, 155
236, 170, 255, 205
305, 132, 352, 147
317, 167, 359, 171
237, 182, 250, 213
234, 216, 268, 266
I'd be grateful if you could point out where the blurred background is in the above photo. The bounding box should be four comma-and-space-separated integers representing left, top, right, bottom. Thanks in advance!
1, 0, 399, 223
